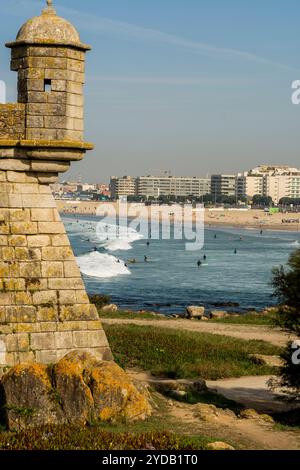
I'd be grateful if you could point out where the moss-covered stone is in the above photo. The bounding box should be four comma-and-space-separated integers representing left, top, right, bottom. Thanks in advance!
0, 352, 151, 430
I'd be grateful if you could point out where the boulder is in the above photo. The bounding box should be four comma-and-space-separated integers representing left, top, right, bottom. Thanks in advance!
239, 408, 274, 424
169, 390, 187, 400
209, 310, 229, 319
87, 360, 151, 422
194, 403, 236, 424
207, 441, 235, 451
101, 304, 118, 313
0, 363, 62, 431
191, 379, 208, 393
0, 352, 151, 430
186, 306, 205, 319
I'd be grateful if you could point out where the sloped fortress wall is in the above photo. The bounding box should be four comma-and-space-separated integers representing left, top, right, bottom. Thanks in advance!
0, 1, 112, 372
0, 168, 112, 369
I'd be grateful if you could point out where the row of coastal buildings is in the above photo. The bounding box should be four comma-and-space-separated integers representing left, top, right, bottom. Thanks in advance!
110, 165, 300, 204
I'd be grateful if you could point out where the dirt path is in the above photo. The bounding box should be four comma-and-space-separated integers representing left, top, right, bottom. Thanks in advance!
127, 369, 300, 450
103, 318, 294, 347
206, 376, 291, 413
169, 401, 300, 450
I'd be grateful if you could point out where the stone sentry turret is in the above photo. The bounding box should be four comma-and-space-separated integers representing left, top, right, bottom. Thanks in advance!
0, 1, 112, 371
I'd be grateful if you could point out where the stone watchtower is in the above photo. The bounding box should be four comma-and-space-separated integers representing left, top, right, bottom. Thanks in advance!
0, 1, 112, 371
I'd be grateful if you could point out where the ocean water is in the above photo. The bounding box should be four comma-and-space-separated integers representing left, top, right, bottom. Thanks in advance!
63, 214, 300, 315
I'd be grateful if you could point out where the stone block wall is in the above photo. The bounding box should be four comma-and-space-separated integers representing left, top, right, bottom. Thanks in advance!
11, 46, 84, 142
0, 169, 112, 372
0, 104, 25, 140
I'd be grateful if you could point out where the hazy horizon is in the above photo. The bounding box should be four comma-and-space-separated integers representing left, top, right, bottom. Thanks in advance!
1, 0, 300, 183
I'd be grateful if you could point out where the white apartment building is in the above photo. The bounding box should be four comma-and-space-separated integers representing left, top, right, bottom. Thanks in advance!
136, 176, 211, 198
236, 173, 264, 199
237, 165, 300, 203
110, 176, 137, 199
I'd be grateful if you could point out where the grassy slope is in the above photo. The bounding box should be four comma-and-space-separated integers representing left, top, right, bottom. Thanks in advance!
0, 395, 216, 450
211, 313, 274, 325
104, 324, 280, 380
98, 309, 275, 325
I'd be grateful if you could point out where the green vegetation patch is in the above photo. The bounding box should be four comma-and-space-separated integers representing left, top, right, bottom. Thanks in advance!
104, 324, 281, 380
99, 310, 163, 320
0, 426, 209, 450
211, 312, 274, 326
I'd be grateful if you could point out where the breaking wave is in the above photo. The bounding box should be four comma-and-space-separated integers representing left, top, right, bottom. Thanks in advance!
76, 251, 131, 279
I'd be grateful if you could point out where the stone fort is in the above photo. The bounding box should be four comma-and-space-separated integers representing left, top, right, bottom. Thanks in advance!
0, 0, 112, 371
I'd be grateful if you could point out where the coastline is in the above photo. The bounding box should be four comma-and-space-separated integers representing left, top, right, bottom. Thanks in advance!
56, 200, 300, 233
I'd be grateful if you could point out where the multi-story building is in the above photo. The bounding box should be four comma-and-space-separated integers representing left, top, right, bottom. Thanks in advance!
110, 176, 137, 199
238, 165, 300, 203
110, 175, 210, 199
236, 173, 264, 200
211, 175, 236, 199
136, 176, 211, 198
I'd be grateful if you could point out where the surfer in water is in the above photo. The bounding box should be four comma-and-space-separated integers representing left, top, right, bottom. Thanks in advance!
203, 254, 207, 261
234, 249, 237, 254
146, 241, 150, 247
214, 234, 217, 239
197, 260, 202, 268
144, 256, 148, 262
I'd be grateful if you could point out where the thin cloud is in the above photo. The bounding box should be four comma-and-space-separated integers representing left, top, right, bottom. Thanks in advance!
4, 0, 297, 71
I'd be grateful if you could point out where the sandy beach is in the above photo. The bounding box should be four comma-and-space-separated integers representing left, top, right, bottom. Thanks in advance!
56, 200, 300, 232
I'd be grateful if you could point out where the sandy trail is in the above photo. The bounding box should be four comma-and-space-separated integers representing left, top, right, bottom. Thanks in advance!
127, 369, 300, 450
102, 318, 294, 347
169, 401, 300, 450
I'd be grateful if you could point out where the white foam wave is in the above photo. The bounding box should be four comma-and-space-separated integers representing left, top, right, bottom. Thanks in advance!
76, 251, 131, 279
95, 222, 143, 251
63, 218, 143, 252
102, 239, 133, 251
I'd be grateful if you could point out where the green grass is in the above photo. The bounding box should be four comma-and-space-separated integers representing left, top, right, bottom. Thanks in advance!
271, 409, 300, 431
104, 324, 281, 380
0, 395, 214, 450
99, 310, 164, 320
211, 312, 275, 326
0, 425, 209, 450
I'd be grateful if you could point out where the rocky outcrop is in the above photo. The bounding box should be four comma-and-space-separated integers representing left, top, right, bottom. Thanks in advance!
239, 409, 275, 424
207, 441, 235, 451
194, 403, 275, 427
155, 378, 207, 399
0, 351, 151, 431
209, 310, 230, 319
194, 403, 236, 424
101, 304, 119, 313
186, 306, 205, 319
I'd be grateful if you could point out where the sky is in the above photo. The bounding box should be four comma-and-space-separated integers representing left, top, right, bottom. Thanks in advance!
1, 0, 300, 183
